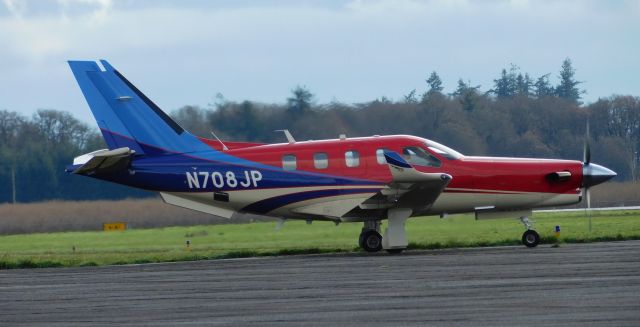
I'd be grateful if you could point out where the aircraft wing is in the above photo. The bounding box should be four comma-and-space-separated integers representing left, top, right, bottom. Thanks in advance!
358, 151, 452, 215
69, 147, 135, 175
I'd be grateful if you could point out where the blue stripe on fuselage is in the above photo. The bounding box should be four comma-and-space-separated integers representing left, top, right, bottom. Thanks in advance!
241, 188, 382, 214
86, 129, 384, 192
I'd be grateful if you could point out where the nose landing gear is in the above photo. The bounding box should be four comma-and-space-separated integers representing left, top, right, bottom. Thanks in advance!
522, 229, 540, 247
520, 216, 540, 248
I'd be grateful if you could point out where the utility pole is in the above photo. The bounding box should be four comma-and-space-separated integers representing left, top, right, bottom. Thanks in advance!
11, 165, 16, 204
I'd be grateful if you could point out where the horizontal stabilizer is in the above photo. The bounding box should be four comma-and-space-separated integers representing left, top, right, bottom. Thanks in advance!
71, 147, 135, 175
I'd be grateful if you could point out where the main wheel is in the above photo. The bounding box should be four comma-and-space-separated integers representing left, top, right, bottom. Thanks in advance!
522, 230, 540, 248
361, 230, 383, 252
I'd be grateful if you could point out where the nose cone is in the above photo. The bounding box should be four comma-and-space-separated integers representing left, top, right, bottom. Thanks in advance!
583, 163, 617, 188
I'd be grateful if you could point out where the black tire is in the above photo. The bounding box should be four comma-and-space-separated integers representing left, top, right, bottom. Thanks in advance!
361, 230, 383, 252
386, 248, 404, 254
522, 230, 540, 248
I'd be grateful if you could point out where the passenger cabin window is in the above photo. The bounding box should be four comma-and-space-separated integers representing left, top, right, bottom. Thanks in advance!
345, 150, 360, 167
314, 152, 328, 169
282, 154, 297, 171
402, 146, 441, 167
376, 148, 388, 165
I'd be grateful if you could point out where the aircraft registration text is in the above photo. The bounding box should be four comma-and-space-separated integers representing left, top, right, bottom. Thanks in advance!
185, 170, 262, 189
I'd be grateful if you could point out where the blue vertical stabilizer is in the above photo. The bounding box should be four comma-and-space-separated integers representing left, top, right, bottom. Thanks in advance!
68, 60, 210, 156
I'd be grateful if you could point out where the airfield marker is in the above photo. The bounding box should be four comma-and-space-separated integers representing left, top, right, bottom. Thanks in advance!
553, 225, 561, 247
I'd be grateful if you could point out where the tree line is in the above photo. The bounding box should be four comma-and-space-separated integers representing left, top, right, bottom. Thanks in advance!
0, 110, 149, 203
1, 58, 638, 203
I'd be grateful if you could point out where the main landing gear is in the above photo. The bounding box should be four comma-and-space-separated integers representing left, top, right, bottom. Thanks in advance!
359, 208, 412, 254
359, 220, 382, 252
520, 216, 540, 248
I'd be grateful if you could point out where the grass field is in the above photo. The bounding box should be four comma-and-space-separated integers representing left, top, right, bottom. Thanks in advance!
1, 210, 639, 269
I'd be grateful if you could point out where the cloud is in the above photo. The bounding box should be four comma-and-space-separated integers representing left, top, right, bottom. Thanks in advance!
0, 0, 114, 63
58, 0, 113, 22
0, 0, 638, 123
2, 0, 27, 18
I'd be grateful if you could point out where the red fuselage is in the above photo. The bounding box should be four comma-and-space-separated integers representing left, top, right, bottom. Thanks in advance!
200, 134, 583, 216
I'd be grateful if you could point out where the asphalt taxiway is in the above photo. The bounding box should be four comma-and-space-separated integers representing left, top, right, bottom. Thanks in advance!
1, 241, 639, 326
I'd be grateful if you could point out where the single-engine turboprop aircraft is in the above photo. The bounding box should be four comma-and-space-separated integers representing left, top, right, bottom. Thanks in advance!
67, 60, 617, 253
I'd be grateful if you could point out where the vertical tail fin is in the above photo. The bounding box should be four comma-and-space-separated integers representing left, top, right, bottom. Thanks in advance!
68, 60, 210, 156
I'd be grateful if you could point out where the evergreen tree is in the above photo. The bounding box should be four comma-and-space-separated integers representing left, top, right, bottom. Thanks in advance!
534, 73, 554, 98
515, 73, 533, 97
287, 85, 314, 114
491, 64, 530, 98
492, 68, 515, 98
426, 71, 444, 93
452, 79, 481, 111
555, 58, 583, 104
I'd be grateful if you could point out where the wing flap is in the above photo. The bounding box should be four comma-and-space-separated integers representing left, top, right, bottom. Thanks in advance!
291, 196, 374, 218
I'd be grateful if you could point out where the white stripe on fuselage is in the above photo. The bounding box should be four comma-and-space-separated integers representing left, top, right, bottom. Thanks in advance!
163, 185, 383, 217
161, 185, 580, 220
428, 191, 580, 214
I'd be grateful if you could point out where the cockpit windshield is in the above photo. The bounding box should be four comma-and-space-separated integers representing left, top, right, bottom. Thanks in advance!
402, 146, 441, 167
424, 140, 464, 160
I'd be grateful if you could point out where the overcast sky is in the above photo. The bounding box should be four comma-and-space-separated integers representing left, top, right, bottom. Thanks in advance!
1, 0, 639, 124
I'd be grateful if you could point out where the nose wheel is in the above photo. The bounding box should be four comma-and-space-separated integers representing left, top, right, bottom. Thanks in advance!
520, 216, 539, 248
522, 229, 540, 248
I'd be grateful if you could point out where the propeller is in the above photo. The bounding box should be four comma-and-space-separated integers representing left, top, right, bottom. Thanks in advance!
579, 118, 616, 232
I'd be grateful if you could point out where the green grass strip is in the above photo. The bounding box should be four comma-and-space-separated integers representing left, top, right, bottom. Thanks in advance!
1, 210, 639, 269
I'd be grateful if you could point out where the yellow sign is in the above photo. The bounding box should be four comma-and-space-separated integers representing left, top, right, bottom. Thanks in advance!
103, 222, 126, 231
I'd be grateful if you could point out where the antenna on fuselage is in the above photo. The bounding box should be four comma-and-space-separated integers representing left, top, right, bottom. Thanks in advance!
275, 129, 296, 144
210, 130, 229, 151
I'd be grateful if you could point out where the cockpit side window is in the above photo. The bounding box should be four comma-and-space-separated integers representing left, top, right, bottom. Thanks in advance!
402, 146, 442, 167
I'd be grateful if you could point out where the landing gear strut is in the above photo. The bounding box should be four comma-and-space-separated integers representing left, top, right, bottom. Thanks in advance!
520, 216, 540, 248
382, 208, 411, 253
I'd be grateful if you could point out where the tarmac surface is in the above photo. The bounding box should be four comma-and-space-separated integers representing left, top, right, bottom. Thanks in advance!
1, 241, 639, 326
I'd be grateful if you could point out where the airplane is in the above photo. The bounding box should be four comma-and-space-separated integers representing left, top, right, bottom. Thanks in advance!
66, 60, 617, 253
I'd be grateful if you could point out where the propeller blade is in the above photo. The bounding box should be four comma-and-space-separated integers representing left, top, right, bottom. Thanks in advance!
583, 142, 591, 165
586, 187, 592, 232
583, 119, 591, 165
